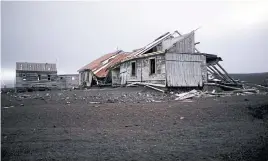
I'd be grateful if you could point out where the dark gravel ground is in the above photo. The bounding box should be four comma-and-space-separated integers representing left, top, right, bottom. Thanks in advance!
1, 88, 268, 161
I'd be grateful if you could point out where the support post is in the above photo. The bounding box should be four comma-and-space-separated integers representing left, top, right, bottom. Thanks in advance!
207, 66, 228, 82
207, 68, 221, 80
216, 62, 237, 84
211, 65, 230, 82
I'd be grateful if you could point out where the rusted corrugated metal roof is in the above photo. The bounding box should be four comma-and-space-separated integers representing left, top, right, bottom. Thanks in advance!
95, 53, 130, 77
78, 50, 130, 78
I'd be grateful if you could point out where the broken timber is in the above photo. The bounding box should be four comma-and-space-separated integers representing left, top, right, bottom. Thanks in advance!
204, 83, 242, 90
127, 82, 166, 93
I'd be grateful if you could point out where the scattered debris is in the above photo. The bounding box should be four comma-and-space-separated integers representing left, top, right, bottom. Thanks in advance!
151, 100, 162, 103
204, 83, 241, 90
3, 105, 14, 109
66, 101, 71, 104
20, 104, 24, 106
89, 102, 101, 104
180, 117, 185, 120
181, 99, 194, 102
145, 85, 165, 93
20, 94, 31, 98
175, 90, 200, 101
127, 82, 166, 93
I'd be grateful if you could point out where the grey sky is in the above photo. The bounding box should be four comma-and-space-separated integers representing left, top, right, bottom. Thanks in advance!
1, 1, 268, 84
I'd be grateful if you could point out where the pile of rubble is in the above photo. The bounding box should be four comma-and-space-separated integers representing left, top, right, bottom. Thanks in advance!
173, 87, 267, 101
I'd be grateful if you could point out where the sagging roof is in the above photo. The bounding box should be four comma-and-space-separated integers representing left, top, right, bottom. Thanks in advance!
110, 31, 195, 68
78, 50, 130, 78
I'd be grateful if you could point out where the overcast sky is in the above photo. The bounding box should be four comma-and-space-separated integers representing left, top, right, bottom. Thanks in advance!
1, 1, 268, 85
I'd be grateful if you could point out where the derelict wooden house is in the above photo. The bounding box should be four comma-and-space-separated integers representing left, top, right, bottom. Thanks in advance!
78, 50, 129, 87
110, 31, 222, 87
15, 62, 58, 89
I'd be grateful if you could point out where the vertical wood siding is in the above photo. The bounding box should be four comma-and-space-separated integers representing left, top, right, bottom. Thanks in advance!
165, 53, 206, 87
167, 32, 195, 53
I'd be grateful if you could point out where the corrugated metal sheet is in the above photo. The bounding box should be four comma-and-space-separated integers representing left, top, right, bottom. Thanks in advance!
78, 50, 129, 78
78, 51, 120, 72
16, 62, 57, 72
95, 53, 129, 78
166, 53, 205, 87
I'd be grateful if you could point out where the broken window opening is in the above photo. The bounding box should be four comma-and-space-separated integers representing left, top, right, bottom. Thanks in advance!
131, 62, 136, 76
150, 58, 156, 74
48, 75, 51, 81
38, 75, 41, 81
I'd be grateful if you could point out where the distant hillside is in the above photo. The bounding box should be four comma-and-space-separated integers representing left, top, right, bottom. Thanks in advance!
230, 72, 268, 87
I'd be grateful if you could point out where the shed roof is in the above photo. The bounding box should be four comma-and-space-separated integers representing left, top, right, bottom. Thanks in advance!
16, 62, 57, 72
78, 50, 130, 78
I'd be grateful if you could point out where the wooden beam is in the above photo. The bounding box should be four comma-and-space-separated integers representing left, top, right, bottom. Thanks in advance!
204, 83, 241, 90
145, 85, 165, 93
207, 66, 228, 81
211, 65, 230, 82
216, 62, 237, 84
207, 68, 222, 80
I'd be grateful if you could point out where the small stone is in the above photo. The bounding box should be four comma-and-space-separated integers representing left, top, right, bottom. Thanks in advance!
180, 117, 184, 120
20, 104, 24, 106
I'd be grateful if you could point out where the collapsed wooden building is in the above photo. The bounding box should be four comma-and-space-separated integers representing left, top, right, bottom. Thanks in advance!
78, 30, 237, 88
78, 50, 129, 87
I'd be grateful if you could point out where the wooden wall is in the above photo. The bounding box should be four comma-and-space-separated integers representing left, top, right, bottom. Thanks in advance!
165, 53, 207, 87
119, 54, 166, 85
